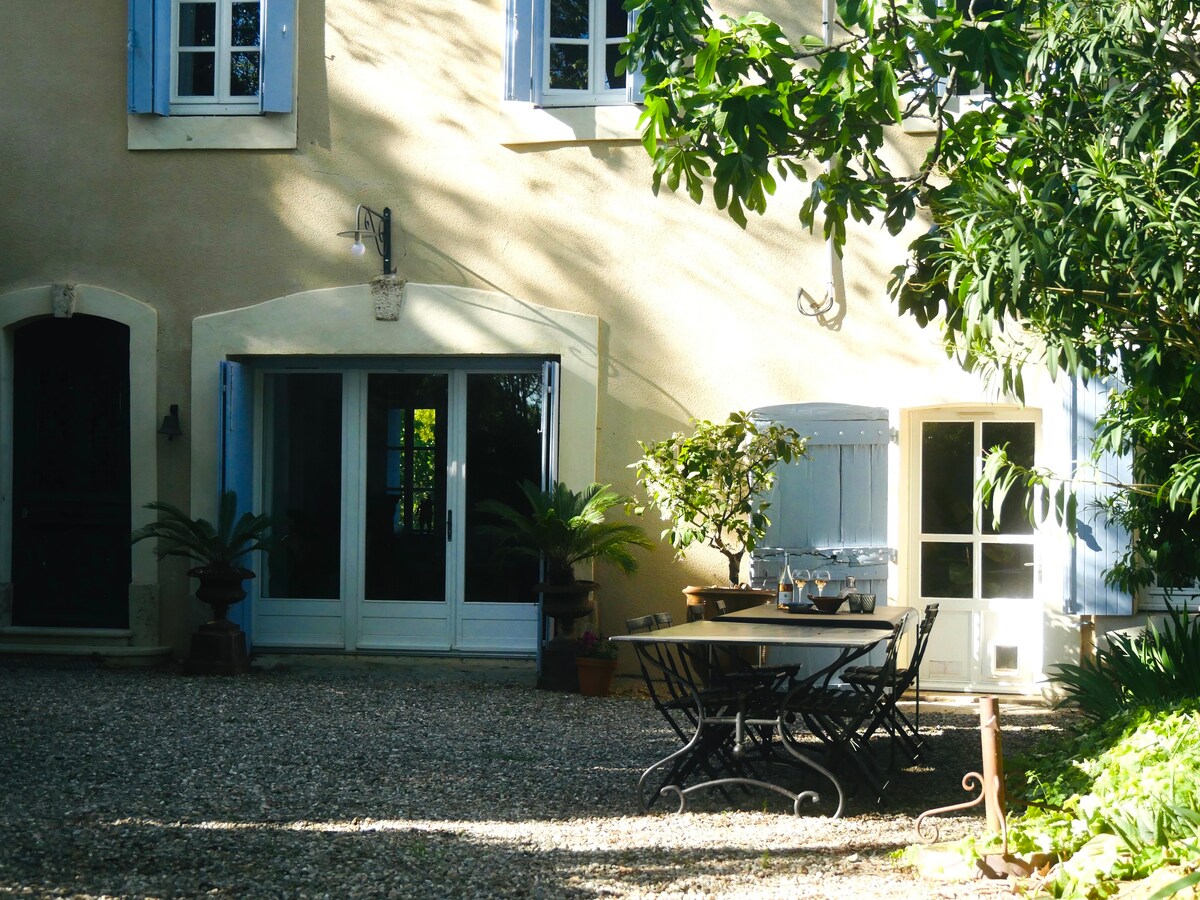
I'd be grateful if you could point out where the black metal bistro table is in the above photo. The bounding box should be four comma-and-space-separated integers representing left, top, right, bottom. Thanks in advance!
613, 614, 904, 818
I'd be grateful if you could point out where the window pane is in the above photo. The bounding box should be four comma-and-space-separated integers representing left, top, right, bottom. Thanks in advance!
921, 542, 973, 598
265, 374, 343, 600
229, 51, 260, 96
981, 543, 1034, 598
921, 421, 973, 534
179, 3, 216, 45
178, 52, 216, 96
231, 2, 261, 46
605, 45, 626, 90
605, 0, 628, 38
981, 422, 1035, 535
365, 374, 448, 602
550, 0, 589, 38
548, 44, 589, 90
465, 374, 544, 603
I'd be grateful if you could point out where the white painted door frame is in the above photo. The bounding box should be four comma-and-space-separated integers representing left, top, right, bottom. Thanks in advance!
903, 405, 1045, 692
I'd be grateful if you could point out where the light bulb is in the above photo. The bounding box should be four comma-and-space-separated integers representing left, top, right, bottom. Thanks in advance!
350, 238, 366, 257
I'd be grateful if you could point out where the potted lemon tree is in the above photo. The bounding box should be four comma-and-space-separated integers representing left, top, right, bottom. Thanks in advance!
631, 411, 807, 618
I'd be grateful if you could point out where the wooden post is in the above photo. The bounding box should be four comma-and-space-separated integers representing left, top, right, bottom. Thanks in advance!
979, 696, 1006, 835
1080, 615, 1097, 665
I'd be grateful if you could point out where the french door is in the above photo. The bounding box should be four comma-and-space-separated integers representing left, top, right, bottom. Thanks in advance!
248, 359, 556, 654
909, 410, 1043, 690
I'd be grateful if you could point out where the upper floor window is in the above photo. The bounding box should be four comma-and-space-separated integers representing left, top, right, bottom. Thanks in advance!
505, 0, 643, 107
173, 1, 262, 115
128, 0, 294, 117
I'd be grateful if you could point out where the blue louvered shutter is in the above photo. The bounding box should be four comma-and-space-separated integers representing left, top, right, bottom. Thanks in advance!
625, 9, 645, 103
262, 0, 296, 113
752, 404, 892, 672
1065, 377, 1133, 615
505, 0, 537, 101
752, 404, 892, 596
219, 361, 257, 642
128, 0, 171, 115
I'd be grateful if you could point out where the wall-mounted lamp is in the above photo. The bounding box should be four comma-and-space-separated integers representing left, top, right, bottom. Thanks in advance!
158, 404, 183, 440
338, 204, 393, 275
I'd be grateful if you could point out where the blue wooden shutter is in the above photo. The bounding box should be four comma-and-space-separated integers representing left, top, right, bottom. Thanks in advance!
539, 360, 560, 490
1065, 377, 1134, 615
262, 0, 296, 113
128, 0, 171, 115
219, 361, 257, 640
625, 9, 645, 103
505, 0, 537, 101
752, 403, 892, 594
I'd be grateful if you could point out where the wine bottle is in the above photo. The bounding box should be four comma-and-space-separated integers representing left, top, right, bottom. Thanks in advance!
777, 564, 795, 608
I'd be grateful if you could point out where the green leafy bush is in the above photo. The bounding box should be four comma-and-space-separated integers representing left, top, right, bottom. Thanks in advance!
1049, 603, 1200, 721
978, 703, 1200, 897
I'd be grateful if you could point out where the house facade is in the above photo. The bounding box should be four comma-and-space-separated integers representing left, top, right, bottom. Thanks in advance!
0, 0, 1155, 691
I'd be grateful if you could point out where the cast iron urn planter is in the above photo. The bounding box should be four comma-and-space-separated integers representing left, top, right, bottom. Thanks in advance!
183, 565, 254, 675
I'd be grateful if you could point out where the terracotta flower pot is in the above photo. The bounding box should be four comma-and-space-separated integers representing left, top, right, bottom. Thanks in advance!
682, 585, 774, 620
576, 655, 618, 697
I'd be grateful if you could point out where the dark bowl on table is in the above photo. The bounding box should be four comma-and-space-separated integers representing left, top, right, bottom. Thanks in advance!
810, 594, 847, 613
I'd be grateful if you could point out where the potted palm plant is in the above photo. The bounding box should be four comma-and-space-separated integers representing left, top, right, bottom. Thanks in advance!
478, 480, 652, 690
631, 411, 807, 617
131, 490, 277, 675
478, 480, 653, 621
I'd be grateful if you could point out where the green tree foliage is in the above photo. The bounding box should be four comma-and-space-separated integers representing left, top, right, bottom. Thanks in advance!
624, 0, 1200, 590
631, 412, 807, 585
476, 481, 654, 585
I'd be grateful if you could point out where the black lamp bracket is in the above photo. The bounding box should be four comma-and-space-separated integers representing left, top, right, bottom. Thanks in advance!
339, 204, 393, 275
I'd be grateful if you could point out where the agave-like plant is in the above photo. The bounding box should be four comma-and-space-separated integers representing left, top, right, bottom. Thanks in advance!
477, 481, 653, 585
1051, 601, 1200, 720
131, 490, 277, 573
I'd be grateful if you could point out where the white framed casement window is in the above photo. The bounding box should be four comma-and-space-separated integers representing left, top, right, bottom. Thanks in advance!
127, 0, 295, 148
505, 0, 643, 108
171, 0, 263, 115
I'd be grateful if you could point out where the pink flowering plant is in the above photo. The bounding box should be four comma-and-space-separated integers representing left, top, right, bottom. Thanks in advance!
575, 630, 619, 660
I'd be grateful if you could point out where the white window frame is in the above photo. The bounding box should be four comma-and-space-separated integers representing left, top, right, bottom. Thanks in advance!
170, 0, 262, 115
540, 0, 631, 107
127, 0, 295, 149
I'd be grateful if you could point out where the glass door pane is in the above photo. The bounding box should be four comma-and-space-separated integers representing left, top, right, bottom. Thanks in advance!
365, 374, 448, 602
264, 373, 343, 599
464, 373, 544, 603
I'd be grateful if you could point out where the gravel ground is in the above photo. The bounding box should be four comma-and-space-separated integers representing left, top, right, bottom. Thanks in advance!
0, 657, 1072, 899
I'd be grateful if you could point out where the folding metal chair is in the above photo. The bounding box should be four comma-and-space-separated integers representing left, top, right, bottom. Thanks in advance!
624, 614, 772, 809
780, 612, 910, 803
842, 603, 940, 762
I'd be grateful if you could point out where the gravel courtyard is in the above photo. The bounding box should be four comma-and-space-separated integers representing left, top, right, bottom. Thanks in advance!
0, 657, 1068, 899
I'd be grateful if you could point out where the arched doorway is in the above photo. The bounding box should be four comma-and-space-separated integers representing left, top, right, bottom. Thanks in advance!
11, 315, 131, 627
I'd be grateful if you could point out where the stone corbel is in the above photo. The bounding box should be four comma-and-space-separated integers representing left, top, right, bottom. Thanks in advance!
52, 283, 77, 318
371, 274, 407, 321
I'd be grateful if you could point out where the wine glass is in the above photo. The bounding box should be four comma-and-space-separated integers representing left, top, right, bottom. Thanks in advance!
813, 569, 830, 596
794, 569, 810, 602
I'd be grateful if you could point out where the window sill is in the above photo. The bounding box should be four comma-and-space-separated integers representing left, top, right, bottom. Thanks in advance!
127, 111, 297, 150
498, 102, 643, 146
1139, 590, 1200, 612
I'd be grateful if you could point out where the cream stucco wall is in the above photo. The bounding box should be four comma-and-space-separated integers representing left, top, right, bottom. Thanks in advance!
0, 0, 1091, 676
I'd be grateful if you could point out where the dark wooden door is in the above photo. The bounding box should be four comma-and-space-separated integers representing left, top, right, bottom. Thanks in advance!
12, 316, 131, 628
